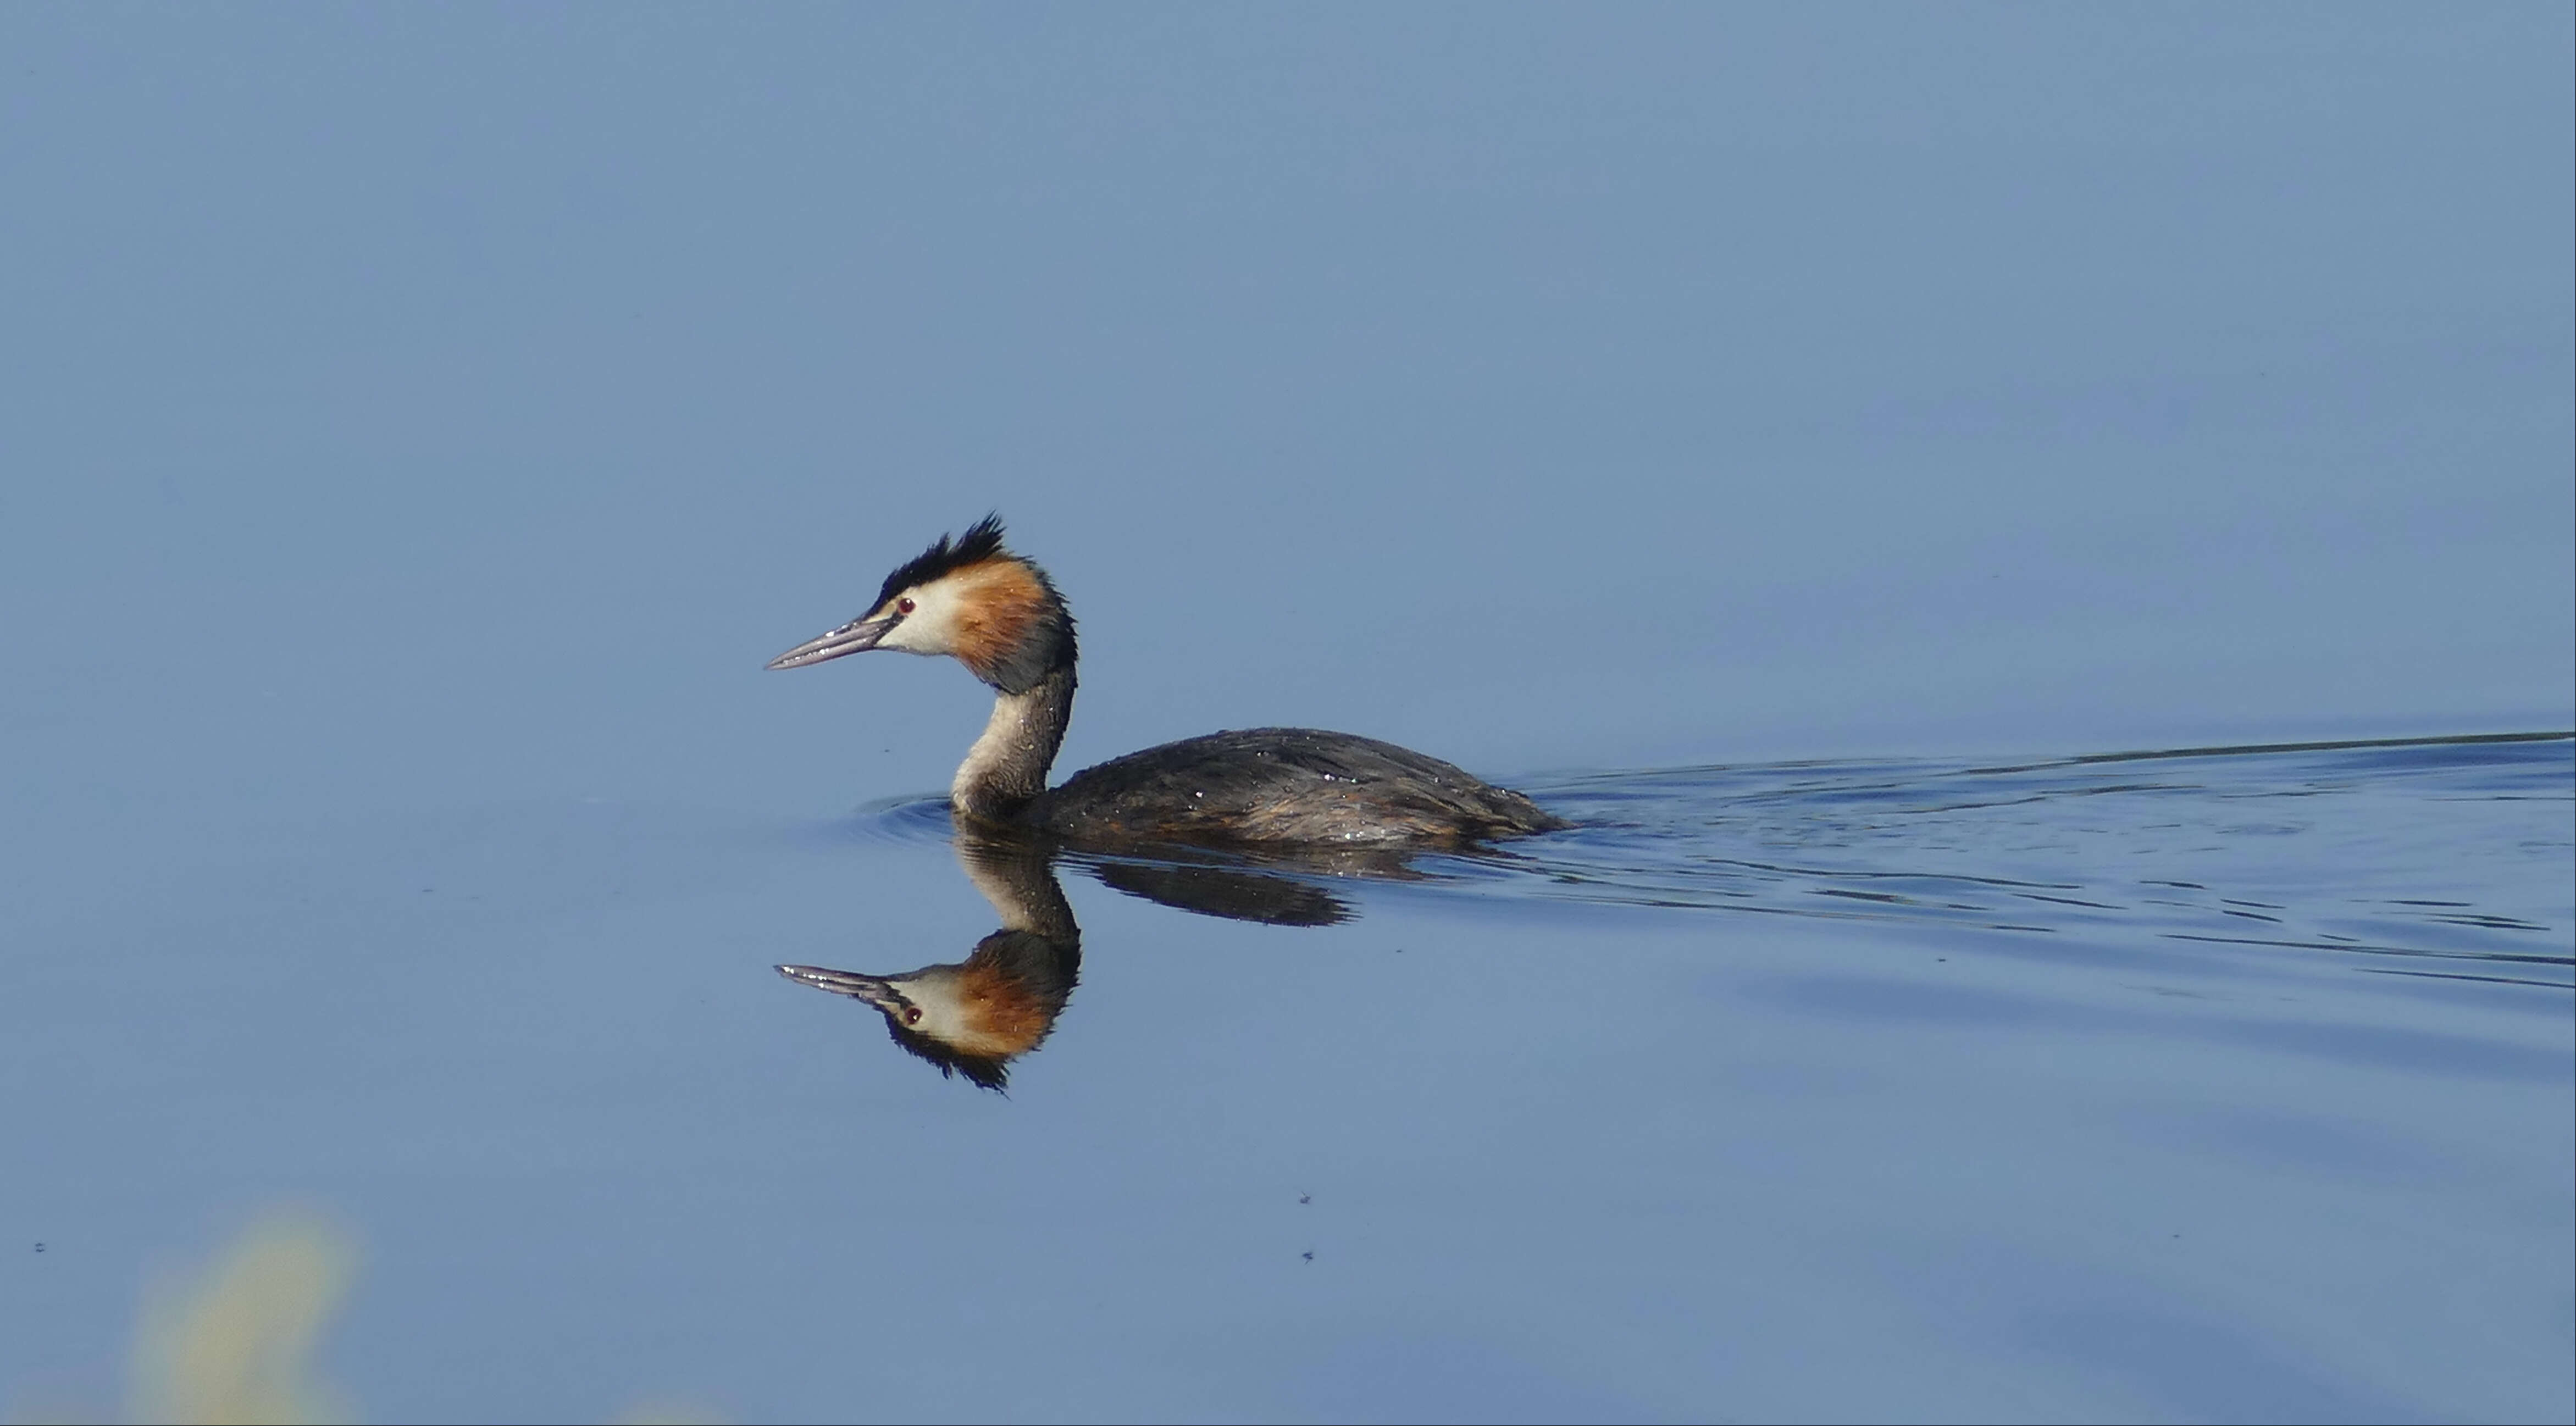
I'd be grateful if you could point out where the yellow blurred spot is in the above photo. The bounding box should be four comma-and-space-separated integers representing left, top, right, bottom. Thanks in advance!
127, 1211, 358, 1426
0, 1208, 724, 1423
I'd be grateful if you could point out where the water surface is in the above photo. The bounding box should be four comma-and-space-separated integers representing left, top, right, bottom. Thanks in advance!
18, 731, 2563, 1422
2, 8, 2571, 1421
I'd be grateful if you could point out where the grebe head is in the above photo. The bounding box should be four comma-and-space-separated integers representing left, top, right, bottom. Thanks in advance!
765, 514, 1074, 693
779, 928, 1076, 1092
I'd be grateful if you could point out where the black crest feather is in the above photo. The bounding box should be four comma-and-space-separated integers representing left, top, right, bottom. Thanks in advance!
875, 513, 1009, 612
883, 1020, 1015, 1092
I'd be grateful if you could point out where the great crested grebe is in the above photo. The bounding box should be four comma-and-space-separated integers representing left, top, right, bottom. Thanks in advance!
766, 516, 1565, 845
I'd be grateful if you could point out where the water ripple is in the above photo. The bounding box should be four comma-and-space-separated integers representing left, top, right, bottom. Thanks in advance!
1454, 731, 2574, 987
856, 731, 2575, 989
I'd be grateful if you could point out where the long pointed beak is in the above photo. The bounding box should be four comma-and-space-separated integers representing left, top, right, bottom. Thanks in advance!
777, 963, 905, 1012
766, 614, 898, 670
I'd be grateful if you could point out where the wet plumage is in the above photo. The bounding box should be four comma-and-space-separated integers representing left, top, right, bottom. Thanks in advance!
1033, 726, 1555, 845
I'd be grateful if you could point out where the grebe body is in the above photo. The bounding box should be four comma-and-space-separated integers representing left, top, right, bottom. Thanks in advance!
768, 517, 1563, 847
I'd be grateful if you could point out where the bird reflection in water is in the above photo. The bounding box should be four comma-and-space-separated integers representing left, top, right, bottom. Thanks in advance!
777, 829, 1431, 1089
778, 833, 1081, 1091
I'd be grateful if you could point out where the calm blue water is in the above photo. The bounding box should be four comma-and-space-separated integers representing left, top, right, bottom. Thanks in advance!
3, 8, 2571, 1423
10, 732, 2565, 1422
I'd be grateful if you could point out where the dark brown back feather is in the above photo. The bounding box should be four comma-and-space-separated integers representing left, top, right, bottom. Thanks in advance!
1030, 727, 1567, 846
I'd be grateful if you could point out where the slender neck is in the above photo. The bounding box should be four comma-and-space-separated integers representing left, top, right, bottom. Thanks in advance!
952, 663, 1075, 822
955, 835, 1079, 941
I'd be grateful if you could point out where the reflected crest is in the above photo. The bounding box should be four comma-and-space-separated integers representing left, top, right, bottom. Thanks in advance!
779, 834, 1082, 1092
775, 828, 1433, 1090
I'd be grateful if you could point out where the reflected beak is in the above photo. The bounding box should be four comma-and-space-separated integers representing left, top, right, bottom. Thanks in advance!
777, 963, 906, 1013
766, 614, 898, 670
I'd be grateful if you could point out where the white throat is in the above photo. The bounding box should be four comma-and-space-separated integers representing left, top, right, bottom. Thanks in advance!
954, 684, 1056, 814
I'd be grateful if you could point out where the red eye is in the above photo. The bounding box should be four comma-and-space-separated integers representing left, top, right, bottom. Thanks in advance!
897, 596, 917, 615
903, 1006, 923, 1026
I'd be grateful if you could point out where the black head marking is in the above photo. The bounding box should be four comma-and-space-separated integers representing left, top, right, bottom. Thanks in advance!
874, 513, 1009, 613
865, 929, 1078, 1094
882, 1018, 1014, 1092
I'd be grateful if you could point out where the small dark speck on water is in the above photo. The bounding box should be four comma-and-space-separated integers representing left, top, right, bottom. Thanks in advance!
33, 1243, 44, 1252
1298, 1193, 1311, 1205
1301, 1251, 1314, 1262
